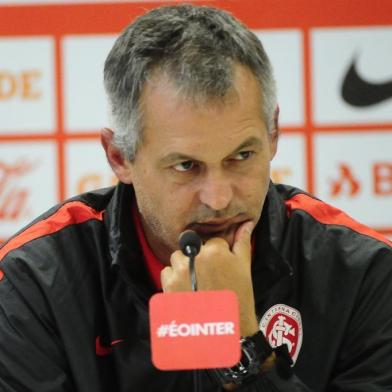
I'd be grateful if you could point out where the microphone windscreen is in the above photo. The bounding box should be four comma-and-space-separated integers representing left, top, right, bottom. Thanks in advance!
179, 230, 202, 256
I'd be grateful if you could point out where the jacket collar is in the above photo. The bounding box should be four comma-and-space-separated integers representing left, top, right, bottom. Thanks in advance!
105, 182, 136, 268
251, 182, 293, 301
104, 183, 155, 296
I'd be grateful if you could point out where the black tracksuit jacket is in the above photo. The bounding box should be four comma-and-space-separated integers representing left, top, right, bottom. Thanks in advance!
0, 182, 391, 392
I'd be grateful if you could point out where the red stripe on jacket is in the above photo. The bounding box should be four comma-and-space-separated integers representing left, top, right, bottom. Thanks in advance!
285, 193, 392, 247
0, 201, 104, 278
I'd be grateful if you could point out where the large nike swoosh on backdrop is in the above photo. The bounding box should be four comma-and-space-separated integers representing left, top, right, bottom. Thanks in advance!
341, 58, 392, 107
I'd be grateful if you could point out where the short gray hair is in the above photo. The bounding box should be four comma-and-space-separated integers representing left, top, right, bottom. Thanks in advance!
104, 4, 277, 160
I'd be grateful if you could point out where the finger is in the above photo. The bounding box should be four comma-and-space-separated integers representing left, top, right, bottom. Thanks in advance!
201, 237, 230, 261
161, 260, 192, 292
203, 236, 230, 250
160, 266, 173, 292
169, 250, 192, 284
232, 220, 254, 258
169, 249, 189, 268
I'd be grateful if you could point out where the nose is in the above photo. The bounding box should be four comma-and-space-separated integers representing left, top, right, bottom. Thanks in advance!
198, 172, 233, 211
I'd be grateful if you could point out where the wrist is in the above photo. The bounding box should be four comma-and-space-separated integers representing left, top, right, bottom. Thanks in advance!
239, 300, 258, 337
240, 316, 259, 337
209, 329, 273, 386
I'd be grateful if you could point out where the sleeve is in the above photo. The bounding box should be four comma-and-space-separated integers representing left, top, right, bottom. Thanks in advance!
0, 270, 75, 392
237, 371, 312, 392
235, 345, 313, 392
327, 247, 392, 391
235, 247, 392, 392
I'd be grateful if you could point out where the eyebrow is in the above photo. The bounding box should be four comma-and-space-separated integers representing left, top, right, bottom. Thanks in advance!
233, 136, 263, 153
158, 136, 263, 166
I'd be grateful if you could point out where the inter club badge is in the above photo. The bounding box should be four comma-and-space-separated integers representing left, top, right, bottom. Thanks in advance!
259, 304, 303, 363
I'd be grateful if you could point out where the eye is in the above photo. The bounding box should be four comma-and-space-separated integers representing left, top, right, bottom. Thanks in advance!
232, 151, 254, 161
173, 160, 195, 172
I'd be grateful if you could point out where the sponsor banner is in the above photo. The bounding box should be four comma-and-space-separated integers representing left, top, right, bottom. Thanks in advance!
0, 2, 390, 239
312, 27, 392, 125
314, 132, 392, 228
0, 37, 55, 134
65, 139, 116, 197
62, 35, 116, 132
271, 133, 306, 189
0, 0, 194, 4
0, 141, 57, 238
63, 29, 304, 132
255, 30, 304, 127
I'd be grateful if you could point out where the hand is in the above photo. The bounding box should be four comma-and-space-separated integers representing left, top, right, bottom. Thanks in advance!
161, 221, 259, 337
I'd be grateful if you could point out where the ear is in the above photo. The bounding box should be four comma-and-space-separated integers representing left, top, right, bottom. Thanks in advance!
269, 105, 280, 160
100, 128, 133, 184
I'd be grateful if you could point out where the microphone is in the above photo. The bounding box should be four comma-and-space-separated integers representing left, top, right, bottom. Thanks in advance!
179, 230, 202, 257
178, 230, 202, 292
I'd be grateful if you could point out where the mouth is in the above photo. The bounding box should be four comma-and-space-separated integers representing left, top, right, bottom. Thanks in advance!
187, 215, 246, 241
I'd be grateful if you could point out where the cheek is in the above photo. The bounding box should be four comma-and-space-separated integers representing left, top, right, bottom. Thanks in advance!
149, 181, 196, 220
132, 167, 163, 198
167, 186, 196, 216
243, 160, 270, 186
131, 171, 164, 212
236, 163, 270, 202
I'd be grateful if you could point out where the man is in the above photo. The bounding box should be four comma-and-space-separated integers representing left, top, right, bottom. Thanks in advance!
0, 4, 391, 392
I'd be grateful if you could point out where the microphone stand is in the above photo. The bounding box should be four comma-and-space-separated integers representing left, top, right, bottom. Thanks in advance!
187, 249, 200, 392
179, 231, 202, 392
187, 245, 198, 292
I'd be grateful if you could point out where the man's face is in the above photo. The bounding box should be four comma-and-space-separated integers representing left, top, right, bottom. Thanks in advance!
121, 65, 277, 263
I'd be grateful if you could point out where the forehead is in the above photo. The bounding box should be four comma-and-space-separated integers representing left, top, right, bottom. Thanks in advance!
137, 65, 267, 157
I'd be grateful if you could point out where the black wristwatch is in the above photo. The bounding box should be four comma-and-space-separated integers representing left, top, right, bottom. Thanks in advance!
210, 330, 273, 385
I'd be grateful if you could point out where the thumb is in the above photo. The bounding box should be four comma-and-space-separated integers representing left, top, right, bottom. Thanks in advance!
232, 220, 254, 258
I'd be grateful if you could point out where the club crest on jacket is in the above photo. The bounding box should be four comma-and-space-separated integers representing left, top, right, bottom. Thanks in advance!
259, 304, 303, 363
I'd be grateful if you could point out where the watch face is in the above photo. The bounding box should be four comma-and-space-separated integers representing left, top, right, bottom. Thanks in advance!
209, 331, 274, 385
209, 338, 262, 385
